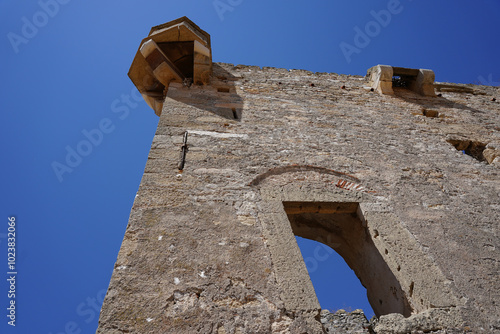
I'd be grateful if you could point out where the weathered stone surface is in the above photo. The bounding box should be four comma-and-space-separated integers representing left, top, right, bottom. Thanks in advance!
372, 308, 464, 334
98, 56, 500, 332
321, 309, 372, 333
367, 64, 394, 95
483, 141, 500, 164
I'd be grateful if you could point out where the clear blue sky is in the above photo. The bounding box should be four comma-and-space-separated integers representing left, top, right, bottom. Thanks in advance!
1, 0, 498, 333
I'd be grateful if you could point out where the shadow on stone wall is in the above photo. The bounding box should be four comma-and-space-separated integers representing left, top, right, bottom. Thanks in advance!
393, 87, 485, 115
166, 63, 244, 121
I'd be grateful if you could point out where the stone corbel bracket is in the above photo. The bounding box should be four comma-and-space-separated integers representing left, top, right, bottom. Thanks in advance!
128, 17, 212, 116
367, 65, 436, 97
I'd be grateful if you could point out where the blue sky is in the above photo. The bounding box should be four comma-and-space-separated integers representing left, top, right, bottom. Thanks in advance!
1, 0, 498, 332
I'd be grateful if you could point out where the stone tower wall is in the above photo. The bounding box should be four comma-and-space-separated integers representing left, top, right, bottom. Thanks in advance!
97, 63, 500, 333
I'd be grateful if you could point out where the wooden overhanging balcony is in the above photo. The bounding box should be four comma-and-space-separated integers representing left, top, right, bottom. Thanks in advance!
128, 17, 212, 115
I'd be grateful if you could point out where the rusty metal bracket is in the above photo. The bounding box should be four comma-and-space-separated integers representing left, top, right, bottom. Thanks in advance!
178, 131, 189, 171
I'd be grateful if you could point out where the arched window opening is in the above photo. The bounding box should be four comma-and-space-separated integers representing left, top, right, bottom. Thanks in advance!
295, 235, 375, 319
283, 201, 413, 318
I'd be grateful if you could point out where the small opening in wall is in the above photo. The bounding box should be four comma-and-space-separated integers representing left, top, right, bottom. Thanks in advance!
217, 87, 230, 93
466, 142, 487, 162
391, 67, 419, 90
231, 108, 238, 120
392, 76, 410, 88
447, 139, 487, 162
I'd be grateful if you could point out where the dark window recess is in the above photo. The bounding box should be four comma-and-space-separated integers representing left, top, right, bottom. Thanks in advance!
157, 41, 194, 79
217, 87, 230, 93
447, 139, 487, 162
391, 67, 419, 89
392, 75, 411, 88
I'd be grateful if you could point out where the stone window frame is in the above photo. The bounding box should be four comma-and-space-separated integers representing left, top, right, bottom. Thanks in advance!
254, 175, 463, 330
